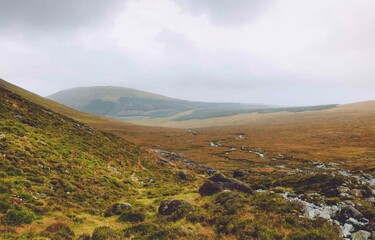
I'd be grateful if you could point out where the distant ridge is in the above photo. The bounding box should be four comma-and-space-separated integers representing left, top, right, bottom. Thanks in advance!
49, 86, 338, 121
48, 86, 272, 120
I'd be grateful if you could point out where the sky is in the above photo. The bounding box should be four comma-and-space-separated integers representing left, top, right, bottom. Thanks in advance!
0, 0, 374, 106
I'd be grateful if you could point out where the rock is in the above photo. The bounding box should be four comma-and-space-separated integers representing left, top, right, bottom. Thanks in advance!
233, 170, 248, 178
205, 168, 217, 175
367, 197, 375, 204
199, 180, 224, 196
342, 223, 355, 237
177, 171, 188, 180
210, 142, 220, 147
287, 192, 298, 198
338, 186, 351, 194
104, 202, 132, 217
0, 134, 5, 141
158, 199, 191, 216
199, 173, 252, 196
351, 189, 363, 198
337, 203, 363, 223
351, 230, 371, 240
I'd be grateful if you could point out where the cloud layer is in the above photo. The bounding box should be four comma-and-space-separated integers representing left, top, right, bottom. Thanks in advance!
0, 0, 374, 105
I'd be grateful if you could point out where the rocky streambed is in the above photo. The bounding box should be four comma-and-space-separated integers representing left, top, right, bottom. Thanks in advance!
155, 149, 375, 239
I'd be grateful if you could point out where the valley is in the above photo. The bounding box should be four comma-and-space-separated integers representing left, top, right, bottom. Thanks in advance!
0, 79, 374, 239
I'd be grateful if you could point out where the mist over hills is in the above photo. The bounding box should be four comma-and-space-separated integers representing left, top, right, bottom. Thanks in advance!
48, 86, 337, 121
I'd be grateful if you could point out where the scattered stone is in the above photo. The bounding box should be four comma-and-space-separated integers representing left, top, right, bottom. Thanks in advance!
188, 129, 199, 135
0, 134, 5, 141
210, 142, 221, 147
158, 199, 191, 216
337, 203, 363, 223
351, 230, 371, 240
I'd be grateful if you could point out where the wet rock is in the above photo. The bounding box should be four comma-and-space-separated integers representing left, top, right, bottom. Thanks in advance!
351, 230, 371, 240
158, 199, 191, 216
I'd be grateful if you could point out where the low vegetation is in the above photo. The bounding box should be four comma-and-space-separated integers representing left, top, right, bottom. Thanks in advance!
0, 80, 374, 239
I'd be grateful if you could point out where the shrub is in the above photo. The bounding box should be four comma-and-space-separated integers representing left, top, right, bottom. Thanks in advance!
124, 223, 158, 238
42, 222, 75, 240
118, 210, 146, 223
3, 209, 33, 226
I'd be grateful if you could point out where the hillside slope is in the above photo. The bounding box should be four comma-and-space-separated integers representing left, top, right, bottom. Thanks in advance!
48, 86, 283, 120
1, 80, 359, 239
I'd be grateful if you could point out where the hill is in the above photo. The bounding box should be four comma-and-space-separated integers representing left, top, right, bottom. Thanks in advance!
49, 86, 336, 121
3, 79, 371, 239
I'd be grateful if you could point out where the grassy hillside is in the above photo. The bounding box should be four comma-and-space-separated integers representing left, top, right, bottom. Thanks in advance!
1, 80, 361, 239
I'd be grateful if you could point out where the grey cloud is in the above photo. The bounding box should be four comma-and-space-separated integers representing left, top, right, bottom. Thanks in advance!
0, 0, 125, 33
172, 0, 276, 26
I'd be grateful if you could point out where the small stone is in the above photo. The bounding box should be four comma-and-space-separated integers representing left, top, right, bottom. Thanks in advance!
351, 230, 371, 240
342, 223, 355, 237
351, 189, 363, 198
0, 134, 5, 141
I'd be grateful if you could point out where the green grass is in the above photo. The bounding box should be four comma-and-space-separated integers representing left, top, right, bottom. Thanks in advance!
0, 83, 344, 239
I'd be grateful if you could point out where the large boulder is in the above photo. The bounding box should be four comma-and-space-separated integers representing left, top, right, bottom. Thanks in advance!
199, 173, 252, 196
199, 180, 224, 196
158, 199, 191, 216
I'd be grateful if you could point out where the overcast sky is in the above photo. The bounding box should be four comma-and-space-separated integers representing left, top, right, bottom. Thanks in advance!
0, 0, 374, 105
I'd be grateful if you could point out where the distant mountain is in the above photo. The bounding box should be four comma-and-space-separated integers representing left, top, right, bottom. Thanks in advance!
48, 86, 337, 121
